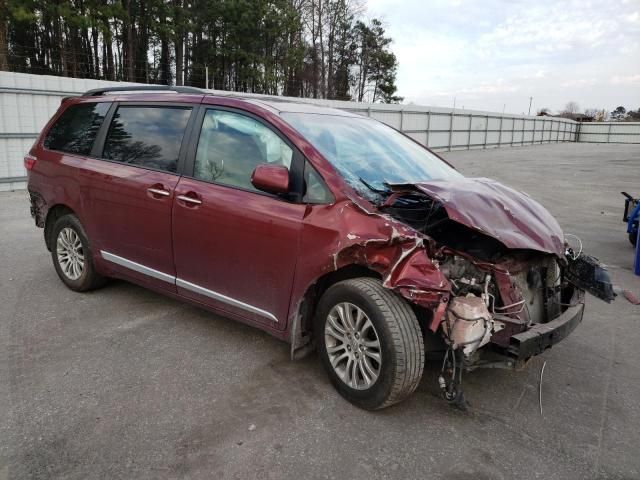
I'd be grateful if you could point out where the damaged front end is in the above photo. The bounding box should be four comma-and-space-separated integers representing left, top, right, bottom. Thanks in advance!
294, 175, 614, 405
375, 179, 615, 403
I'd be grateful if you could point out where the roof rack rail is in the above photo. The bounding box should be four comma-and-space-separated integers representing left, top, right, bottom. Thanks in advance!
82, 85, 205, 96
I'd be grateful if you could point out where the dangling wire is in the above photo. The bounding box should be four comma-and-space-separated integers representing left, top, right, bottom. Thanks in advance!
564, 233, 583, 260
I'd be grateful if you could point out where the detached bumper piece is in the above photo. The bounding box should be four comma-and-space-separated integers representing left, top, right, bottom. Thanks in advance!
565, 254, 615, 302
507, 303, 585, 359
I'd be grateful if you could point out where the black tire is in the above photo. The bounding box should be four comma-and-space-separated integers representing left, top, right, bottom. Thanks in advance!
50, 214, 105, 292
314, 277, 425, 410
630, 231, 637, 247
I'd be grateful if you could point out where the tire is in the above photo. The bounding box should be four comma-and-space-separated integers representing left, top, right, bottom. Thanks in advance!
50, 214, 105, 292
314, 277, 425, 410
630, 231, 637, 247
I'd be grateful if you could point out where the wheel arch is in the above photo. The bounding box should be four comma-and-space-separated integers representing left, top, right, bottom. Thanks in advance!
290, 264, 380, 357
44, 204, 76, 251
290, 264, 438, 358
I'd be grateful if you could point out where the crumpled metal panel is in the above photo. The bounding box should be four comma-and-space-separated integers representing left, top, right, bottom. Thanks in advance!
409, 177, 566, 257
287, 199, 451, 334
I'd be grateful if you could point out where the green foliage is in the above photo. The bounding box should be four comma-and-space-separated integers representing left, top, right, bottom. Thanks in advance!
2, 0, 401, 103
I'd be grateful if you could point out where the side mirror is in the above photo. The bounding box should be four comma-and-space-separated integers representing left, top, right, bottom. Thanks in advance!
251, 164, 290, 195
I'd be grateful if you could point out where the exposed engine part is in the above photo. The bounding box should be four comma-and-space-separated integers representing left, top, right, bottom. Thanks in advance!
441, 255, 494, 298
511, 255, 562, 325
487, 296, 526, 315
564, 254, 616, 302
442, 295, 504, 357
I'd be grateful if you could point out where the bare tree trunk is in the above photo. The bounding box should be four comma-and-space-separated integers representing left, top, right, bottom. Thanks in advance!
92, 27, 100, 77
102, 40, 107, 78
53, 10, 67, 76
0, 0, 8, 71
357, 30, 368, 102
105, 21, 115, 80
175, 38, 183, 85
83, 30, 93, 78
310, 0, 318, 98
78, 0, 92, 78
67, 24, 81, 78
136, 0, 149, 83
160, 38, 170, 84
326, 0, 337, 99
173, 0, 184, 86
123, 0, 136, 82
318, 0, 326, 98
114, 21, 122, 79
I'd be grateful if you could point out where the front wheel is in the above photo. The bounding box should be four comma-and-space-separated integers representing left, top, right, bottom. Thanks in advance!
315, 278, 425, 410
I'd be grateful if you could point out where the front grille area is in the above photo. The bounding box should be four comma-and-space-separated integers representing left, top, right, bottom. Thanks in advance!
512, 256, 561, 325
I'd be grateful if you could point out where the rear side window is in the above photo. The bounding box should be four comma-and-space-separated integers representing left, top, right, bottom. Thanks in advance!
44, 102, 110, 155
102, 106, 191, 173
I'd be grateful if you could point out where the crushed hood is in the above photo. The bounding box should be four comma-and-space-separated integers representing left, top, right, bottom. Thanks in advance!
406, 177, 566, 257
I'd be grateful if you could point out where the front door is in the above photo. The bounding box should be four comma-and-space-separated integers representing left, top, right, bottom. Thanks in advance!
172, 108, 306, 329
80, 104, 194, 291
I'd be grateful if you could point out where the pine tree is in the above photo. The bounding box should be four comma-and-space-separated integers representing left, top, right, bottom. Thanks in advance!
3, 0, 402, 102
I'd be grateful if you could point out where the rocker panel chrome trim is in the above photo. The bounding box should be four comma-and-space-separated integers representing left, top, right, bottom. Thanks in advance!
101, 250, 176, 283
100, 250, 278, 323
176, 278, 278, 323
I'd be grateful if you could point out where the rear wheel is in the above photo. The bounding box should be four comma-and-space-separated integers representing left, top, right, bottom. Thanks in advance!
315, 278, 425, 410
51, 214, 105, 292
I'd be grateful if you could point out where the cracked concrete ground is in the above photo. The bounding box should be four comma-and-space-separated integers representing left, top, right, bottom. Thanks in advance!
1, 143, 639, 479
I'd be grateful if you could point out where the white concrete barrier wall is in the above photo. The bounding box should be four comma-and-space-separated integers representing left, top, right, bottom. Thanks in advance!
578, 122, 640, 144
0, 71, 583, 191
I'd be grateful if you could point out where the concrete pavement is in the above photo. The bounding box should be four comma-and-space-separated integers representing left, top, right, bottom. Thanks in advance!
1, 143, 639, 479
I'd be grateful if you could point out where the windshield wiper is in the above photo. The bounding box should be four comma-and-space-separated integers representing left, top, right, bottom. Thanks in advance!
358, 177, 391, 197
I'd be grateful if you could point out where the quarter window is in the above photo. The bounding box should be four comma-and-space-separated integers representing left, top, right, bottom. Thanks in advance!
303, 161, 333, 204
102, 106, 191, 173
44, 102, 110, 155
193, 110, 293, 191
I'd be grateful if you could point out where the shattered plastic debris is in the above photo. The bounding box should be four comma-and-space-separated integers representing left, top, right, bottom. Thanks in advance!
622, 290, 640, 305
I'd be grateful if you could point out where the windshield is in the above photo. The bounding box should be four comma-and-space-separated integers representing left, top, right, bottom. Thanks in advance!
281, 112, 462, 199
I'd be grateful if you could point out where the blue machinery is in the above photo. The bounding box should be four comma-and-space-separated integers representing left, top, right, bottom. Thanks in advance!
622, 192, 640, 276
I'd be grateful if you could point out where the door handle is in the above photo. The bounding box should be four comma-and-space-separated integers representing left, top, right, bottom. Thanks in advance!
147, 187, 171, 197
177, 194, 202, 205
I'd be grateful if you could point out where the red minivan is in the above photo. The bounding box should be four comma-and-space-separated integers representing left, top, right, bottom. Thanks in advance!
27, 86, 613, 409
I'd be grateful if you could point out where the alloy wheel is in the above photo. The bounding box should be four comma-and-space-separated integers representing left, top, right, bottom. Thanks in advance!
56, 227, 85, 280
324, 302, 382, 390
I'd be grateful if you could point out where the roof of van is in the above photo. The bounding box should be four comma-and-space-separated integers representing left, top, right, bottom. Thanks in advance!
80, 85, 362, 118
236, 97, 361, 118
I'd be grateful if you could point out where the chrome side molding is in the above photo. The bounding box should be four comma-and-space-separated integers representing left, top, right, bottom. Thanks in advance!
101, 251, 176, 283
100, 250, 278, 323
176, 278, 278, 323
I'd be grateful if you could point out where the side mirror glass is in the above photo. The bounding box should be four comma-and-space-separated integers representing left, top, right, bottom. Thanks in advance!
251, 164, 290, 195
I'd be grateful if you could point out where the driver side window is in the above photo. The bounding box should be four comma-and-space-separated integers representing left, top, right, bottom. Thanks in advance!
193, 110, 293, 192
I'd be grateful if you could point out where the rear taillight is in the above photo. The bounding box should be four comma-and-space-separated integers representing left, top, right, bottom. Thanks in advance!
24, 154, 37, 171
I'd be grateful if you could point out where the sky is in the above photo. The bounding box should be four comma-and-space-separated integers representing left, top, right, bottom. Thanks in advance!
366, 0, 640, 114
